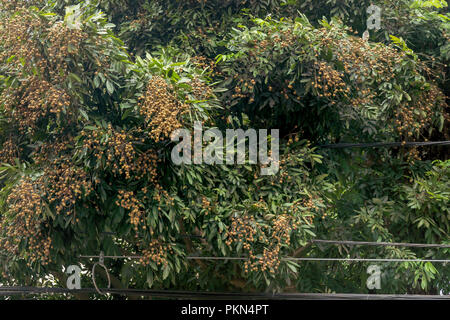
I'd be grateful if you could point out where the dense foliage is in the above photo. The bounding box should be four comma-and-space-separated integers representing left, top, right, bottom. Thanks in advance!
0, 0, 448, 298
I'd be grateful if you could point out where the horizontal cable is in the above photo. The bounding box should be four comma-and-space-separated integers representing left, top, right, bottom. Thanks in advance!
78, 255, 450, 263
311, 239, 450, 248
79, 255, 144, 259
188, 257, 450, 263
283, 258, 450, 263
319, 141, 450, 149
0, 286, 449, 299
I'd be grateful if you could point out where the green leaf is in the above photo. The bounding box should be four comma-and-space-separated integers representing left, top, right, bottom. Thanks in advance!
147, 271, 154, 287
162, 265, 170, 280
106, 80, 114, 95
79, 109, 89, 121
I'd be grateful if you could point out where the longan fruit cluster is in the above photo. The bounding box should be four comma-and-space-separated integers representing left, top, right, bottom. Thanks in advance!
0, 138, 18, 164
138, 239, 173, 267
227, 213, 299, 274
201, 196, 211, 216
279, 80, 301, 102
328, 34, 399, 84
82, 127, 160, 182
405, 147, 421, 164
133, 150, 159, 181
0, 10, 79, 129
274, 28, 297, 49
275, 155, 295, 184
232, 22, 432, 116
116, 190, 144, 231
310, 36, 374, 107
48, 22, 86, 53
231, 80, 250, 100
245, 247, 281, 274
0, 0, 20, 10
153, 183, 175, 207
191, 56, 221, 76
316, 32, 379, 76
394, 86, 444, 139
138, 76, 189, 142
47, 23, 87, 81
312, 27, 445, 137
228, 26, 303, 104
285, 200, 304, 215
46, 85, 71, 114
271, 215, 293, 245
232, 78, 258, 102
190, 77, 214, 100
313, 61, 348, 99
106, 129, 136, 180
225, 215, 258, 250
0, 0, 42, 11
249, 26, 297, 57
201, 196, 211, 208
33, 138, 73, 165
0, 179, 52, 265
43, 157, 93, 216
302, 197, 315, 209
81, 129, 111, 167
246, 215, 296, 274
1, 76, 70, 132
0, 9, 43, 68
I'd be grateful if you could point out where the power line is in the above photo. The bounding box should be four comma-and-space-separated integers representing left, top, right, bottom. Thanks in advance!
319, 140, 450, 149
283, 258, 450, 263
188, 257, 450, 263
311, 239, 450, 248
1, 286, 449, 300
79, 255, 450, 263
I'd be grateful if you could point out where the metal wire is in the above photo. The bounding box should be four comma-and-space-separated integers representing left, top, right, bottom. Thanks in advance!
187, 257, 450, 263
319, 140, 450, 149
1, 286, 449, 299
80, 255, 143, 259
311, 239, 450, 248
283, 258, 450, 263
78, 255, 450, 263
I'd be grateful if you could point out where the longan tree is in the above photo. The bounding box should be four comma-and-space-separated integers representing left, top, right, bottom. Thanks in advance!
0, 0, 449, 297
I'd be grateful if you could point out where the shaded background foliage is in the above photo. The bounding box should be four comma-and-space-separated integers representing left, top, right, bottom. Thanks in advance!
0, 0, 448, 298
